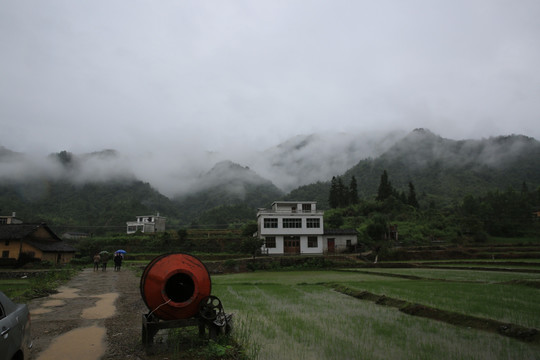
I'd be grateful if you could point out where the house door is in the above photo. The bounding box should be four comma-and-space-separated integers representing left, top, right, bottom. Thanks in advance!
327, 238, 335, 253
284, 236, 300, 254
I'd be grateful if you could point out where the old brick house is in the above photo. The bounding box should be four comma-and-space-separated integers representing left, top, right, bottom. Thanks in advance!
0, 223, 76, 265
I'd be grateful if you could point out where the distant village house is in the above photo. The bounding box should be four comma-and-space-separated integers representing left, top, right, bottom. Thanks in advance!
126, 213, 166, 234
0, 223, 76, 265
61, 231, 90, 240
257, 201, 358, 255
0, 212, 23, 225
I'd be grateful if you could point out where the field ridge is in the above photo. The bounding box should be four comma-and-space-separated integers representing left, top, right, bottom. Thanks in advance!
330, 284, 540, 345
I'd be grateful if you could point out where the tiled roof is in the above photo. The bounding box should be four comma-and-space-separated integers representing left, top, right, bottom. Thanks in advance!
0, 223, 76, 253
25, 239, 76, 253
0, 224, 43, 239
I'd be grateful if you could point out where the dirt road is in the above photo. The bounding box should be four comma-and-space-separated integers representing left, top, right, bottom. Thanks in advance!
28, 266, 151, 360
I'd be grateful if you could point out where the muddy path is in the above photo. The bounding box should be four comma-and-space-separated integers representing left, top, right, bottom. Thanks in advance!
28, 267, 151, 360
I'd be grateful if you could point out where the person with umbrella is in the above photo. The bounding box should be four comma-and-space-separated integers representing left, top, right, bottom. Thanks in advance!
113, 251, 124, 271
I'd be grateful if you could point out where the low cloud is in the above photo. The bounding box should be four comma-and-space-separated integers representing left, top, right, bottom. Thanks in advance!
0, 130, 407, 197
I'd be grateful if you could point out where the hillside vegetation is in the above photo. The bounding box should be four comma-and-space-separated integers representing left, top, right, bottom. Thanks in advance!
287, 129, 540, 207
0, 129, 539, 242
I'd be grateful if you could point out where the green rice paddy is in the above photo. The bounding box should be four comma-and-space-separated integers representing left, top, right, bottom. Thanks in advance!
212, 269, 540, 360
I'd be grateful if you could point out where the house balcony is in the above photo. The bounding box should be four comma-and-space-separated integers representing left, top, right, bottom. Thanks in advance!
257, 209, 324, 216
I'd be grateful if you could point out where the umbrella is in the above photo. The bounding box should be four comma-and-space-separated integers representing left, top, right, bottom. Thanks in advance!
99, 250, 109, 255
115, 250, 127, 254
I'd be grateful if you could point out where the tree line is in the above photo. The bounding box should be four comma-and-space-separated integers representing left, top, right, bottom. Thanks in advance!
329, 170, 418, 209
458, 182, 540, 238
327, 170, 540, 242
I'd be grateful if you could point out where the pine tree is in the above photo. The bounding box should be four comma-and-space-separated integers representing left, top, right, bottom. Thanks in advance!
349, 176, 359, 204
521, 181, 529, 194
329, 176, 339, 208
337, 177, 348, 207
376, 170, 393, 201
407, 181, 419, 208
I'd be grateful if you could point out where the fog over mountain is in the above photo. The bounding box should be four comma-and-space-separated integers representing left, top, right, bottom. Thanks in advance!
1, 128, 539, 228
190, 160, 277, 200
0, 147, 135, 184
380, 129, 539, 169
2, 2, 539, 169
249, 130, 406, 192
2, 128, 539, 204
0, 130, 408, 197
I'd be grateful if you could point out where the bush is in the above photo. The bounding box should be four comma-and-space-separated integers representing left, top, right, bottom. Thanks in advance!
473, 231, 489, 243
17, 252, 39, 267
23, 267, 79, 300
224, 259, 237, 267
71, 256, 92, 265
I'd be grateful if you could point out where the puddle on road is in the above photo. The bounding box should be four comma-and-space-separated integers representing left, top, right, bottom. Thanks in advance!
36, 324, 106, 360
52, 286, 80, 299
82, 292, 119, 319
33, 276, 120, 359
31, 307, 53, 315
42, 299, 65, 307
31, 287, 78, 318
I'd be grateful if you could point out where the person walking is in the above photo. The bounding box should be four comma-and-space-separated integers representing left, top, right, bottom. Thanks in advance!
93, 253, 101, 271
101, 252, 109, 271
113, 252, 123, 271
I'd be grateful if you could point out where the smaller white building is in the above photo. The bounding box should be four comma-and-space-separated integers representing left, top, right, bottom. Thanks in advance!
126, 214, 166, 234
0, 212, 23, 225
257, 201, 358, 255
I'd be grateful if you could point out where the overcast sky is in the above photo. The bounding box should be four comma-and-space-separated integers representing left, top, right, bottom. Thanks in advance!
1, 0, 539, 159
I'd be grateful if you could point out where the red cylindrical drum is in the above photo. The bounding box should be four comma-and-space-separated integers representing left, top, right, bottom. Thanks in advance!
140, 253, 212, 320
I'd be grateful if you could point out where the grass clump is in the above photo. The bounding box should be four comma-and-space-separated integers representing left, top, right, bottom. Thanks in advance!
164, 326, 250, 360
1, 266, 80, 302
23, 267, 79, 301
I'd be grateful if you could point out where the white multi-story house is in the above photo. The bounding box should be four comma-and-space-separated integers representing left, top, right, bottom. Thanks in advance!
257, 201, 358, 255
126, 213, 166, 234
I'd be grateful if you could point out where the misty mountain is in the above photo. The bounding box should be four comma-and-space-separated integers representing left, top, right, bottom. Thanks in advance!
0, 146, 25, 161
1, 129, 539, 229
171, 161, 284, 224
368, 129, 540, 199
1, 130, 401, 198
0, 178, 181, 231
379, 129, 538, 170
0, 148, 136, 185
0, 148, 285, 228
249, 130, 405, 192
288, 129, 540, 206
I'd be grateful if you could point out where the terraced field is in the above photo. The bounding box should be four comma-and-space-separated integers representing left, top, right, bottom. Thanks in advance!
212, 253, 540, 360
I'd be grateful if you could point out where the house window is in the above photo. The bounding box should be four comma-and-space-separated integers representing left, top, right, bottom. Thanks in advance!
346, 240, 352, 248
302, 204, 311, 212
0, 218, 6, 224
265, 237, 276, 248
264, 218, 278, 228
283, 218, 302, 228
4, 240, 9, 246
2, 251, 8, 258
308, 236, 318, 248
306, 218, 320, 228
